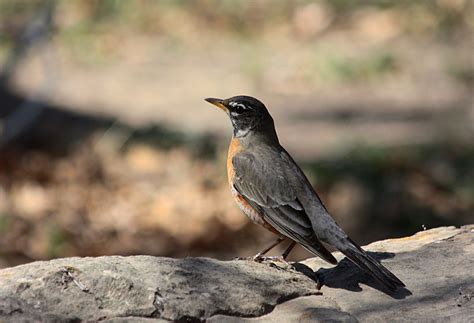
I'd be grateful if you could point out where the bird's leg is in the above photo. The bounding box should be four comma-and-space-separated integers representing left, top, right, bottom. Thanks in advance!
234, 237, 284, 261
251, 237, 285, 261
235, 237, 295, 264
254, 241, 297, 265
281, 241, 296, 260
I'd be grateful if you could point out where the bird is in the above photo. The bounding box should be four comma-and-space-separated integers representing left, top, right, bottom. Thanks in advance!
205, 95, 405, 292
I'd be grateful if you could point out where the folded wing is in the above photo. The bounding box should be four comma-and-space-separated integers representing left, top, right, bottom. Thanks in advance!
232, 151, 337, 264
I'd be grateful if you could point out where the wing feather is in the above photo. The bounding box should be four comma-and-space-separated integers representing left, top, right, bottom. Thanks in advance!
232, 150, 337, 264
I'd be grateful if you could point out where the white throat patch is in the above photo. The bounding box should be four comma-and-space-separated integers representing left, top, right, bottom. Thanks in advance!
234, 127, 250, 138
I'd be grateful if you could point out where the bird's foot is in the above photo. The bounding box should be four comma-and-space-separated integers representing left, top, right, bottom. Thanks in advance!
234, 254, 290, 266
253, 255, 289, 265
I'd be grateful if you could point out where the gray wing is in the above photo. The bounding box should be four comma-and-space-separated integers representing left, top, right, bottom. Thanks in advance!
232, 149, 337, 264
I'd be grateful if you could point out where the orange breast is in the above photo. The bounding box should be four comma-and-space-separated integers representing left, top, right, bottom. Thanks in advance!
226, 137, 279, 234
227, 137, 242, 186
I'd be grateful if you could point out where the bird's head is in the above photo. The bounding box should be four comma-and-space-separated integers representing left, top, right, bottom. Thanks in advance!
205, 95, 275, 138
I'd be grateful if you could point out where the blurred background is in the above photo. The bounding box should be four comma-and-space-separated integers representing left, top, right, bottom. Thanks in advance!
0, 0, 473, 269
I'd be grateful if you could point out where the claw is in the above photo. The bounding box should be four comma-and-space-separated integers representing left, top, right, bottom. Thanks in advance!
234, 254, 289, 264
258, 255, 289, 264
252, 254, 264, 262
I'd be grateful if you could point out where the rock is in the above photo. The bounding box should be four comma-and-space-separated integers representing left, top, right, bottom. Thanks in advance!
0, 226, 473, 322
0, 257, 318, 322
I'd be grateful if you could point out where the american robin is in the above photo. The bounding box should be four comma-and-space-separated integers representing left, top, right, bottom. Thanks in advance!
205, 95, 405, 292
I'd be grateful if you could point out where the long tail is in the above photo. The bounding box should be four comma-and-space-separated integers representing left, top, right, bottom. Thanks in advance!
338, 237, 405, 292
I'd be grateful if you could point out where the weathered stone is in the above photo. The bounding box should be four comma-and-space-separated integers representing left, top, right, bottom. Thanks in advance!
212, 225, 474, 322
0, 226, 473, 322
0, 256, 319, 321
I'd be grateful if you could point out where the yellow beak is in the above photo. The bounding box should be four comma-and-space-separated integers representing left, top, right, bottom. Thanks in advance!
205, 97, 228, 112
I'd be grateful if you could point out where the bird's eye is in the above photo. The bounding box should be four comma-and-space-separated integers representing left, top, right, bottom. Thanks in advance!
231, 103, 247, 114
234, 106, 245, 114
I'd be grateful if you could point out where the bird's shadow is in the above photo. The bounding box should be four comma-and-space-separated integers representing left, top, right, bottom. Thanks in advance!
291, 251, 412, 299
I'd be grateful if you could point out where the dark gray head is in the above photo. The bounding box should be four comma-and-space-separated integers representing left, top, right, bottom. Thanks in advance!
205, 95, 275, 138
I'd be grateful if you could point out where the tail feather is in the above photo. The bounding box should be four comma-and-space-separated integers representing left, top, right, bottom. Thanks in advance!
301, 239, 338, 265
339, 238, 405, 292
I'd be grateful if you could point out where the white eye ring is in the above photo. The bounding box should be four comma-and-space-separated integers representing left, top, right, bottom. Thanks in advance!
229, 102, 247, 111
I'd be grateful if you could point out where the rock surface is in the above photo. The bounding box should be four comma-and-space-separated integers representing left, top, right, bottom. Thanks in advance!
0, 226, 473, 322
